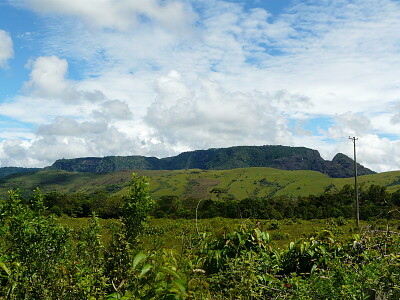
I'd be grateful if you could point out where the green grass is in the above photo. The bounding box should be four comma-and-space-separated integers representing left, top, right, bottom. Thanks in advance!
60, 217, 397, 251
2, 168, 400, 201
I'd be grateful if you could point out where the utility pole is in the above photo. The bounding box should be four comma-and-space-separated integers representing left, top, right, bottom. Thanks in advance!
349, 136, 360, 227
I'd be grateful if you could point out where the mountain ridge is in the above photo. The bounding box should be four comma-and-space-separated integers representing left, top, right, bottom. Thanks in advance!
0, 145, 376, 179
44, 145, 375, 178
0, 167, 42, 179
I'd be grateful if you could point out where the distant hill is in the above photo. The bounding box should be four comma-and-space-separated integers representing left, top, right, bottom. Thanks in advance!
0, 167, 398, 202
47, 145, 375, 178
0, 167, 41, 179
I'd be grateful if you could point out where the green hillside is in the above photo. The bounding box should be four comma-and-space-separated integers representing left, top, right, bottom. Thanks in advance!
1, 167, 399, 200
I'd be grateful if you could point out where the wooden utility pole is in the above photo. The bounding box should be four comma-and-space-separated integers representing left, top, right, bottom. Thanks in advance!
349, 136, 360, 227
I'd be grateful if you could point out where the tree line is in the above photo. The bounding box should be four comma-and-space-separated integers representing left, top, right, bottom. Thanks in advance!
6, 183, 399, 221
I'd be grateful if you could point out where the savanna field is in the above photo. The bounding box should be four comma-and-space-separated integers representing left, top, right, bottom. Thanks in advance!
1, 173, 400, 299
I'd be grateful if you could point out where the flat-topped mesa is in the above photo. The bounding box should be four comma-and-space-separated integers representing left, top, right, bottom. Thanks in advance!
45, 145, 376, 178
47, 156, 163, 173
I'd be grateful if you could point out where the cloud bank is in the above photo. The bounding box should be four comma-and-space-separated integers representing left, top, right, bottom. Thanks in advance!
0, 0, 400, 172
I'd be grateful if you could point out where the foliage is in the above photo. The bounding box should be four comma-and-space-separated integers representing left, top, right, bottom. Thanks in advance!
2, 180, 400, 222
0, 188, 71, 299
1, 176, 400, 299
121, 173, 154, 244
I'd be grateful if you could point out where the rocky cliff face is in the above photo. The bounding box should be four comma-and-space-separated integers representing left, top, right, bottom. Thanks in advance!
48, 156, 163, 172
46, 145, 376, 178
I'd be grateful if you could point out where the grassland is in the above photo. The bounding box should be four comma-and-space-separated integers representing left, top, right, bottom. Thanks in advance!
60, 216, 399, 251
2, 167, 400, 200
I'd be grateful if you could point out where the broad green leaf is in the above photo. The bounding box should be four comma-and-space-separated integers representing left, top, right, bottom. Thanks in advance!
0, 262, 10, 276
310, 264, 318, 274
132, 252, 146, 270
139, 264, 152, 279
160, 266, 182, 280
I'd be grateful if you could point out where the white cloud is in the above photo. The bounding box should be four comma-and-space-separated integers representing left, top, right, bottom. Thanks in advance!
2, 0, 400, 173
25, 0, 196, 32
145, 71, 292, 150
37, 117, 108, 136
93, 100, 133, 121
325, 112, 373, 140
0, 117, 140, 167
329, 134, 400, 173
23, 56, 69, 97
0, 30, 13, 68
22, 56, 106, 104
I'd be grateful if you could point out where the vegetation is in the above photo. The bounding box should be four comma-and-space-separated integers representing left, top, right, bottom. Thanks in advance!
2, 166, 400, 202
0, 167, 41, 179
46, 145, 375, 178
1, 173, 400, 299
2, 171, 400, 221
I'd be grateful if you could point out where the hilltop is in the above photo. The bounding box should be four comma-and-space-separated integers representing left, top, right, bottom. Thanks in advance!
46, 145, 374, 178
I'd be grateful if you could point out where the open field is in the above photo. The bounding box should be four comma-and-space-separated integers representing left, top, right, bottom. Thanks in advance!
60, 217, 399, 250
2, 167, 400, 200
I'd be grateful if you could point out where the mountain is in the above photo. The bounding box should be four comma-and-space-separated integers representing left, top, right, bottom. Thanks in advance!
0, 167, 42, 179
325, 153, 372, 178
46, 145, 375, 178
48, 156, 162, 173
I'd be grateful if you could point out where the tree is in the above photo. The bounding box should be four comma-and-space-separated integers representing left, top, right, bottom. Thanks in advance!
154, 195, 179, 218
121, 173, 154, 244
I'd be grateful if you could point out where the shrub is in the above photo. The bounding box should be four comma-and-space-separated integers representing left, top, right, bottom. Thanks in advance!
121, 173, 154, 244
268, 219, 281, 230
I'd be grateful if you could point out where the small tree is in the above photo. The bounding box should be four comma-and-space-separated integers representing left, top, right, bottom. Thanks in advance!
121, 173, 154, 244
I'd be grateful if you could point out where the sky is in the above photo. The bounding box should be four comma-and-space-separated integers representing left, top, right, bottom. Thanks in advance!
0, 0, 400, 172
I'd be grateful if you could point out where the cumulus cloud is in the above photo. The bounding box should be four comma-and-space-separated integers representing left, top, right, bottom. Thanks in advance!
0, 30, 13, 68
37, 117, 108, 136
23, 56, 106, 104
24, 56, 69, 97
325, 112, 373, 140
145, 71, 292, 150
93, 100, 133, 121
0, 117, 139, 167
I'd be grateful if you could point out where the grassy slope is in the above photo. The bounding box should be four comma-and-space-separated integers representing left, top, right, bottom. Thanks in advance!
1, 168, 400, 200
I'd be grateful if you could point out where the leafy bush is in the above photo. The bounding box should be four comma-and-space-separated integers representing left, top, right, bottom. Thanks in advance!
121, 173, 154, 244
1, 189, 71, 299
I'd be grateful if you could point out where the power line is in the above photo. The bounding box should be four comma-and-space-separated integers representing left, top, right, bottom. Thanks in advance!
349, 136, 359, 227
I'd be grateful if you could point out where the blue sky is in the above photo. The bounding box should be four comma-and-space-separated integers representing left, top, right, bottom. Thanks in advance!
1, 0, 400, 172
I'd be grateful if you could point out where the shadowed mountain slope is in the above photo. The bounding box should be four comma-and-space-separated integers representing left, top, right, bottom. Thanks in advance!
0, 167, 41, 179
